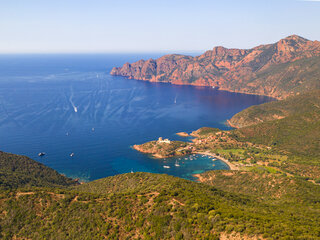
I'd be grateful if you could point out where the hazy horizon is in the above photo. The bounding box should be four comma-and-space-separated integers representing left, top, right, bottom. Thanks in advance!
1, 0, 320, 54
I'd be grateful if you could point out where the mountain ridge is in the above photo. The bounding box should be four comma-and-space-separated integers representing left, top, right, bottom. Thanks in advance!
111, 35, 320, 99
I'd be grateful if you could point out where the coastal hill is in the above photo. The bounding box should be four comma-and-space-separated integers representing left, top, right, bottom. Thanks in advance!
232, 92, 320, 160
111, 35, 320, 99
0, 151, 78, 189
228, 90, 320, 128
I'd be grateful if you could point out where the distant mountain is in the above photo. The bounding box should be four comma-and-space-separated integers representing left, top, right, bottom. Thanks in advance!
111, 35, 320, 99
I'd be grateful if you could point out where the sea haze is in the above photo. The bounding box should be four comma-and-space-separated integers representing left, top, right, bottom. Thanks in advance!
0, 54, 273, 181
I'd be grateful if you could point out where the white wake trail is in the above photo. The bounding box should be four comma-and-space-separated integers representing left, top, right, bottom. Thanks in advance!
69, 88, 78, 113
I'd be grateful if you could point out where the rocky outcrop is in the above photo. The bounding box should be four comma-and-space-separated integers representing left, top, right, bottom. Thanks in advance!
176, 132, 189, 137
111, 35, 320, 99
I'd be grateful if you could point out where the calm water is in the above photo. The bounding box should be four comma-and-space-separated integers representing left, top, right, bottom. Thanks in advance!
0, 54, 273, 181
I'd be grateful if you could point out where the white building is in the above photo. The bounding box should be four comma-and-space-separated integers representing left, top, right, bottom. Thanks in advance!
158, 137, 171, 144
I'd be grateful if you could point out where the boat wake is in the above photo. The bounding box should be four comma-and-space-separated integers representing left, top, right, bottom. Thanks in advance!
69, 88, 78, 113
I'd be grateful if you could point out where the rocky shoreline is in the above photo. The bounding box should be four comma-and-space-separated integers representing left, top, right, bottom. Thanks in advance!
176, 132, 189, 137
133, 144, 169, 159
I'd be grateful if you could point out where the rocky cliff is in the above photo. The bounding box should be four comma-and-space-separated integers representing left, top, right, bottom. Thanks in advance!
111, 35, 320, 99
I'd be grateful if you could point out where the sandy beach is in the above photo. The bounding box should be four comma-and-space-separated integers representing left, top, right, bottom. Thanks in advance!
194, 151, 239, 170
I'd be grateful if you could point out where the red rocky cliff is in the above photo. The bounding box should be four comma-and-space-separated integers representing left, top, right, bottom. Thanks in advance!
111, 35, 320, 99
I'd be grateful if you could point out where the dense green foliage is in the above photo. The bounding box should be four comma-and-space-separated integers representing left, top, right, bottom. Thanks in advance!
235, 107, 320, 159
1, 172, 320, 239
227, 91, 320, 180
0, 151, 77, 189
198, 170, 320, 203
229, 90, 320, 128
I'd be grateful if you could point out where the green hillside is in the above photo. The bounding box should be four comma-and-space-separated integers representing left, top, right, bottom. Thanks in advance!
234, 109, 320, 159
224, 91, 320, 180
1, 172, 320, 239
0, 151, 78, 189
197, 170, 320, 203
229, 90, 320, 128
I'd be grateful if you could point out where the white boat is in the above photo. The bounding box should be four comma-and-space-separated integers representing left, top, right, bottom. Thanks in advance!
70, 153, 75, 157
163, 165, 170, 169
38, 152, 45, 157
92, 127, 95, 131
175, 160, 180, 167
212, 86, 215, 89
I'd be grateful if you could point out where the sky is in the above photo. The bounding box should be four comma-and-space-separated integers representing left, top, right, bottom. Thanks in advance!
0, 0, 320, 53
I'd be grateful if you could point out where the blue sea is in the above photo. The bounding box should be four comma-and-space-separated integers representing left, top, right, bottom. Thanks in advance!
0, 54, 273, 181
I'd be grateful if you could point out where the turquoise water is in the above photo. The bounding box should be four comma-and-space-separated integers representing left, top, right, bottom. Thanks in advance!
151, 154, 230, 180
0, 54, 273, 181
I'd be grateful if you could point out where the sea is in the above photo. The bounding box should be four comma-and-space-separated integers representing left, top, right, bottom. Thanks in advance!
0, 54, 273, 181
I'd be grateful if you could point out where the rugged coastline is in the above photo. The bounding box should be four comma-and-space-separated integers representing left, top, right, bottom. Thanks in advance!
111, 35, 320, 100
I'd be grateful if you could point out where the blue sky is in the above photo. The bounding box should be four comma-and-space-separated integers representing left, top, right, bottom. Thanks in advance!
0, 0, 320, 53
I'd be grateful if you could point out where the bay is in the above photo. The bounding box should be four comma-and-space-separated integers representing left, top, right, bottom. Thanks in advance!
0, 54, 273, 181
